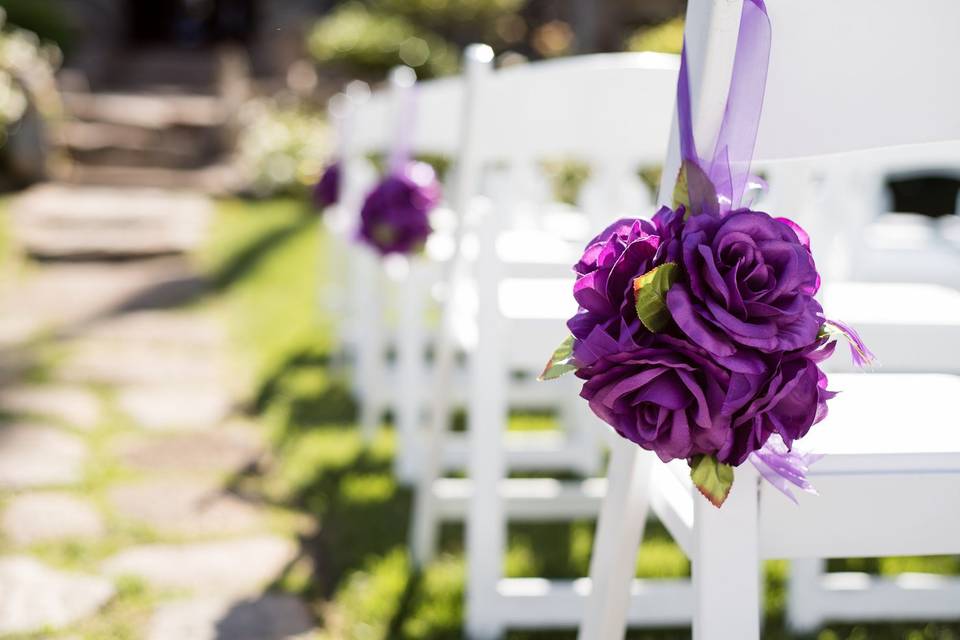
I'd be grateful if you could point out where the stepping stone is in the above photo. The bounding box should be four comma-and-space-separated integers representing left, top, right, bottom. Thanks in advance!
108, 479, 263, 537
147, 594, 314, 640
102, 536, 297, 597
59, 343, 223, 387
11, 183, 212, 258
79, 311, 224, 350
0, 386, 101, 430
2, 493, 104, 545
0, 556, 114, 635
116, 384, 232, 431
2, 256, 199, 329
0, 425, 87, 489
115, 427, 263, 475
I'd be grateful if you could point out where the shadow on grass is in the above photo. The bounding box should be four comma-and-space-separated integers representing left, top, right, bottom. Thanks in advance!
209, 209, 316, 293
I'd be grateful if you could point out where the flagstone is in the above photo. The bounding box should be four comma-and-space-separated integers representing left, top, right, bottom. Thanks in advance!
115, 427, 263, 475
102, 536, 297, 597
108, 479, 263, 537
59, 342, 224, 386
147, 594, 314, 640
116, 384, 232, 431
0, 556, 114, 635
0, 386, 102, 430
2, 493, 104, 545
0, 425, 87, 489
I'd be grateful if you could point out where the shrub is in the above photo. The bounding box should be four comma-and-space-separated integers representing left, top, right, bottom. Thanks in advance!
0, 0, 72, 52
235, 98, 331, 198
307, 2, 459, 79
373, 0, 523, 44
625, 16, 685, 55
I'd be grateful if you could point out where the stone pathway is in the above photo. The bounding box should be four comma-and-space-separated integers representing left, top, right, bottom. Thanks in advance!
0, 205, 315, 638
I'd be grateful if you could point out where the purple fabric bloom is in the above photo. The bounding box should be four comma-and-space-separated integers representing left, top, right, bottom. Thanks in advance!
719, 340, 836, 465
664, 209, 824, 360
577, 329, 836, 466
358, 161, 440, 255
577, 334, 733, 463
567, 216, 660, 366
313, 162, 340, 210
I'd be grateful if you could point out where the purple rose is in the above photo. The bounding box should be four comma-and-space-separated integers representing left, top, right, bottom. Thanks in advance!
719, 341, 836, 465
567, 216, 660, 366
358, 161, 440, 255
313, 162, 340, 209
577, 331, 836, 466
577, 334, 732, 463
664, 210, 823, 360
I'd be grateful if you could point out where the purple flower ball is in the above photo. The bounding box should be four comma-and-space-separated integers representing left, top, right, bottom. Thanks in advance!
358, 161, 440, 255
313, 162, 340, 210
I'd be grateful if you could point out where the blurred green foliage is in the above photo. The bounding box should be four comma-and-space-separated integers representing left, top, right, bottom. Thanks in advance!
0, 0, 72, 52
234, 99, 330, 198
376, 0, 522, 44
307, 2, 460, 79
626, 16, 685, 55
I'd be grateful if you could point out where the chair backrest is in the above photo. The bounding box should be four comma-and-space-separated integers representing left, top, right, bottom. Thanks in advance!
474, 53, 679, 226
662, 0, 960, 203
472, 53, 679, 165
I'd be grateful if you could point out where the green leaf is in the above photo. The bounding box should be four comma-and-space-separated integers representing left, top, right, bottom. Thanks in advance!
633, 262, 678, 333
690, 455, 735, 508
539, 335, 578, 381
673, 161, 718, 218
673, 163, 692, 211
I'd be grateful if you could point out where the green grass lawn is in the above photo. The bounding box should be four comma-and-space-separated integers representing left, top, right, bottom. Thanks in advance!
205, 197, 960, 640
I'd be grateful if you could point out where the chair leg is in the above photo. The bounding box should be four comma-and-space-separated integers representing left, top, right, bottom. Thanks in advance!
465, 293, 507, 639
692, 464, 761, 640
409, 296, 458, 568
394, 261, 428, 484
564, 379, 605, 478
578, 439, 653, 640
787, 558, 824, 634
356, 251, 384, 444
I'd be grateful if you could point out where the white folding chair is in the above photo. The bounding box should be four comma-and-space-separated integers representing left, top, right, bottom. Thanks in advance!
580, 1, 960, 639
408, 49, 651, 566
339, 64, 599, 470
416, 52, 694, 639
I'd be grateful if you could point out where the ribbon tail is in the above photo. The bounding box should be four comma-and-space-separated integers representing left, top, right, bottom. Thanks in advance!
824, 318, 878, 369
749, 434, 822, 504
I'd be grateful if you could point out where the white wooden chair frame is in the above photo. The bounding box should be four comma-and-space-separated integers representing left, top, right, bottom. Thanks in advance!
425, 52, 695, 639
580, 1, 960, 639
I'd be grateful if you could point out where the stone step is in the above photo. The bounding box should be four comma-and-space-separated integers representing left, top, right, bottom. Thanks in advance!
62, 91, 228, 130
63, 163, 238, 193
93, 47, 224, 95
11, 183, 214, 258
61, 121, 223, 170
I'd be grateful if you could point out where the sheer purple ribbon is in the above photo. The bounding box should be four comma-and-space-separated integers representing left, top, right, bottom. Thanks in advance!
677, 0, 771, 215
388, 81, 418, 175
677, 0, 825, 501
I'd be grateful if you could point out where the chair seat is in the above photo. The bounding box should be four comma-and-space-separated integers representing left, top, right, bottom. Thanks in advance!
651, 373, 960, 559
803, 373, 960, 472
